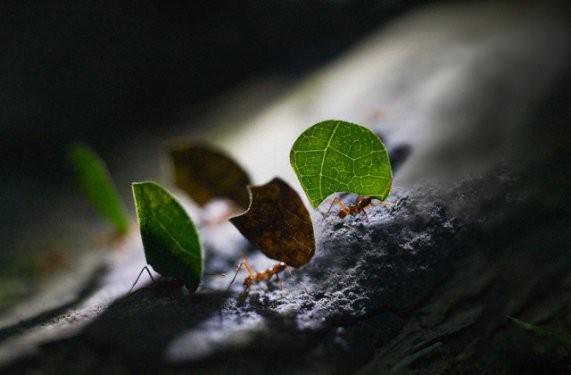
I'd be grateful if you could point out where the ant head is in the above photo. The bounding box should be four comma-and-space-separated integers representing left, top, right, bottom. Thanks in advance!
338, 210, 348, 218
362, 197, 373, 205
275, 262, 287, 272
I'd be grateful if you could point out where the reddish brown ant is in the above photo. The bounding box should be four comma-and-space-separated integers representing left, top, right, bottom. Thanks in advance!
227, 258, 287, 292
324, 195, 388, 221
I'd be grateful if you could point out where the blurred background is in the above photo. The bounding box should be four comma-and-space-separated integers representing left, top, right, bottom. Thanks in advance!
1, 0, 428, 294
1, 0, 570, 346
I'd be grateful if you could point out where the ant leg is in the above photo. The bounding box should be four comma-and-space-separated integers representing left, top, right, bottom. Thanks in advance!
237, 285, 250, 305
362, 208, 370, 223
226, 262, 247, 290
226, 257, 256, 290
322, 194, 349, 217
242, 257, 256, 276
360, 202, 375, 223
324, 198, 350, 219
275, 273, 284, 290
298, 281, 310, 295
321, 194, 339, 217
128, 266, 155, 294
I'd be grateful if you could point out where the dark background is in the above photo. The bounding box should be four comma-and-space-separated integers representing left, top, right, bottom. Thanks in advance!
1, 0, 427, 162
0, 0, 431, 273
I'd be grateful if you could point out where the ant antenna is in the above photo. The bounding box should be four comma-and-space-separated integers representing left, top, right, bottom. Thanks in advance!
128, 266, 155, 294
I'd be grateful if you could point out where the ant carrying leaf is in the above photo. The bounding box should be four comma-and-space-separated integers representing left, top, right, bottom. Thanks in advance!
229, 177, 315, 294
169, 142, 251, 210
325, 195, 375, 221
323, 194, 394, 222
290, 120, 393, 210
227, 257, 287, 291
68, 143, 130, 237
132, 181, 203, 293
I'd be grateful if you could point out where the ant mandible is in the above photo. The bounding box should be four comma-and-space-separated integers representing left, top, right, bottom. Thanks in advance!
227, 257, 287, 292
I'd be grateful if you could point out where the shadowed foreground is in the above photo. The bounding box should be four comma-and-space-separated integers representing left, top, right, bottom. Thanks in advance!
1, 164, 570, 373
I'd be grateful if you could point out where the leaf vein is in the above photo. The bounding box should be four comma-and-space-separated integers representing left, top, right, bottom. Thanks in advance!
319, 122, 341, 200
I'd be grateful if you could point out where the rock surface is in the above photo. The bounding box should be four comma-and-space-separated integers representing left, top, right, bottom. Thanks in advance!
1, 2, 570, 374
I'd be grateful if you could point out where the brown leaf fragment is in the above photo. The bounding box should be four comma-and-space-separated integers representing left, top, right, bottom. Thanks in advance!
169, 142, 251, 209
230, 177, 315, 268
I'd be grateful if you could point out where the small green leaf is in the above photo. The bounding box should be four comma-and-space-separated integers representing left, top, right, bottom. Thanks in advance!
508, 316, 571, 349
290, 120, 392, 208
68, 144, 129, 235
132, 181, 202, 292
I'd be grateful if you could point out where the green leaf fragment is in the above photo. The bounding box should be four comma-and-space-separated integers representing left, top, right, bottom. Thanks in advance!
290, 120, 392, 208
508, 316, 571, 349
68, 143, 129, 235
132, 181, 203, 292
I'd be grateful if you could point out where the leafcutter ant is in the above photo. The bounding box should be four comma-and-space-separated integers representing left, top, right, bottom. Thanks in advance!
323, 194, 388, 221
226, 257, 311, 303
227, 258, 287, 301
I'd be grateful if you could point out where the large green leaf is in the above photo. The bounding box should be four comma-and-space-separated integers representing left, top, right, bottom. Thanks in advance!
68, 144, 129, 235
132, 182, 202, 292
290, 120, 392, 208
